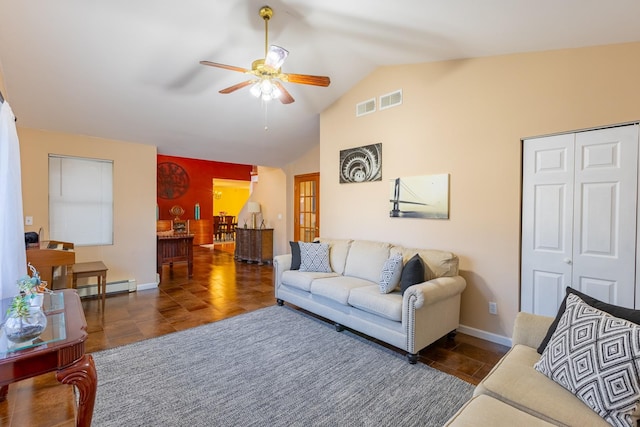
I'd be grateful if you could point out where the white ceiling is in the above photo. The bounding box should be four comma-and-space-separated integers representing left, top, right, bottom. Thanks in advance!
1, 1, 640, 167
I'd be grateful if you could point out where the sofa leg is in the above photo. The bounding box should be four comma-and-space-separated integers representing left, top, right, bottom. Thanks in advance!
447, 330, 457, 339
276, 299, 284, 306
334, 323, 344, 332
407, 353, 418, 364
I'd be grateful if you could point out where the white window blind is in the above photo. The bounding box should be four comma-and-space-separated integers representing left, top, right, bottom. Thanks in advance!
49, 155, 113, 246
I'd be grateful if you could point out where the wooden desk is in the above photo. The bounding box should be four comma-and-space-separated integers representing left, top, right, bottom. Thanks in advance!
26, 242, 75, 289
0, 290, 97, 427
157, 234, 194, 281
72, 261, 108, 306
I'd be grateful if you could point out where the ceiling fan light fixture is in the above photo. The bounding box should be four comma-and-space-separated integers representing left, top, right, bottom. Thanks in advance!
249, 81, 262, 98
271, 84, 282, 99
249, 78, 282, 101
264, 45, 288, 72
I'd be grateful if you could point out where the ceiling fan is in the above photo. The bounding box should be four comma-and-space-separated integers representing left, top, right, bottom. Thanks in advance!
200, 5, 330, 104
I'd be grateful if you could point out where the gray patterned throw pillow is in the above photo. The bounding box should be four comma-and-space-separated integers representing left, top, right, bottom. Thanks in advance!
534, 293, 640, 427
379, 253, 403, 293
299, 242, 332, 273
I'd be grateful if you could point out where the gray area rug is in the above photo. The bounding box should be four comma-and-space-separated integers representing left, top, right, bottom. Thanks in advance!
92, 305, 472, 426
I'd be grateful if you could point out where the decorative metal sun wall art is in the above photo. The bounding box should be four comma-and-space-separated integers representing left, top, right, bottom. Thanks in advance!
339, 143, 382, 183
389, 174, 450, 219
157, 162, 190, 199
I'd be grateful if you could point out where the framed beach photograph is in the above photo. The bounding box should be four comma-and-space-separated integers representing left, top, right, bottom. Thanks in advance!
389, 174, 449, 219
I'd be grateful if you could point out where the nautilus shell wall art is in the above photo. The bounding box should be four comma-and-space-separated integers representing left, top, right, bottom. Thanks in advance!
339, 143, 382, 183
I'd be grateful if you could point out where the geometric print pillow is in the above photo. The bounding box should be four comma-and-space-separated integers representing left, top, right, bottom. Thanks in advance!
299, 242, 332, 273
378, 252, 403, 294
534, 293, 640, 427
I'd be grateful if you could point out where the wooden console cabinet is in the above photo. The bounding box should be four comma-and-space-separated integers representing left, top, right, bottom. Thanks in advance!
187, 219, 213, 245
157, 220, 212, 245
235, 228, 273, 264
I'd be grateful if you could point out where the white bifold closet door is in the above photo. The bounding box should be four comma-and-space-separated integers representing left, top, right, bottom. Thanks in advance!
521, 124, 639, 316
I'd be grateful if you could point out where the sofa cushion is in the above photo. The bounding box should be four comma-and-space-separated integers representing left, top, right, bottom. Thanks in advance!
316, 238, 352, 275
534, 294, 640, 427
343, 240, 391, 283
379, 252, 404, 294
444, 395, 556, 427
538, 286, 640, 354
281, 270, 339, 292
400, 254, 425, 294
475, 344, 612, 426
310, 276, 375, 306
391, 246, 459, 279
289, 241, 301, 270
299, 242, 332, 273
348, 285, 402, 321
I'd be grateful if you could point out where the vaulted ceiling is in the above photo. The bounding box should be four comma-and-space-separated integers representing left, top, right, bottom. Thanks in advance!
1, 1, 640, 167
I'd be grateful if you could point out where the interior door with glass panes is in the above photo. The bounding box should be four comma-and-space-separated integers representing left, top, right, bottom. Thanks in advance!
294, 173, 320, 242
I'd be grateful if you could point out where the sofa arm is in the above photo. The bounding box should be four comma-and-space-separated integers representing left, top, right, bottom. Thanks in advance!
273, 254, 292, 290
403, 276, 466, 309
511, 312, 554, 349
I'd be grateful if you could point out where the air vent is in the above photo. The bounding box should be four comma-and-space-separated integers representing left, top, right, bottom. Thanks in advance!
379, 89, 402, 110
356, 98, 376, 117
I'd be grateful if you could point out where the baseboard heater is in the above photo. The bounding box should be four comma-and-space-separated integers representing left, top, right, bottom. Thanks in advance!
75, 279, 137, 298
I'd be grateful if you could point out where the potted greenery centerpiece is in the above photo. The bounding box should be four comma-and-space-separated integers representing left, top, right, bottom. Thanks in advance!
3, 263, 49, 343
4, 294, 47, 343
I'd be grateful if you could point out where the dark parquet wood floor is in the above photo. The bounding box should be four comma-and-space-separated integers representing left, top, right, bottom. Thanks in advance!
0, 244, 509, 426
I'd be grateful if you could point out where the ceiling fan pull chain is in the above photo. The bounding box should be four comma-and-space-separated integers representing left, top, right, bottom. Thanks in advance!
264, 101, 269, 131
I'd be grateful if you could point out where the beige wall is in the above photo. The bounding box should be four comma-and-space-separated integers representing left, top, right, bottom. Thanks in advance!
19, 128, 158, 287
320, 42, 640, 340
238, 166, 288, 255
283, 144, 320, 241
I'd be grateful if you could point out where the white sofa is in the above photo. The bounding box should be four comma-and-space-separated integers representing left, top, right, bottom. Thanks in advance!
445, 312, 614, 426
273, 238, 466, 363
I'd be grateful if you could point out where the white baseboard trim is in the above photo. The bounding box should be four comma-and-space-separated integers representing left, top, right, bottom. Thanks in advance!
458, 324, 512, 348
137, 281, 158, 291
75, 279, 135, 298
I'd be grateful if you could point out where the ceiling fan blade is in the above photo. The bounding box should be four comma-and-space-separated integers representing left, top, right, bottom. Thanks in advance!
284, 73, 331, 87
200, 61, 249, 74
219, 80, 254, 94
273, 81, 295, 104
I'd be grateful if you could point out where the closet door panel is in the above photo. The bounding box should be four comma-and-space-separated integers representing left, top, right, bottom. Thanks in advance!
521, 134, 575, 315
573, 126, 638, 308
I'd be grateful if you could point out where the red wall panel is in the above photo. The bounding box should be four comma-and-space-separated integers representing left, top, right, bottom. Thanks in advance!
157, 154, 252, 221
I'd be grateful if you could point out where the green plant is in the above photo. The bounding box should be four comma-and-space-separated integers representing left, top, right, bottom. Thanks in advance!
7, 295, 30, 319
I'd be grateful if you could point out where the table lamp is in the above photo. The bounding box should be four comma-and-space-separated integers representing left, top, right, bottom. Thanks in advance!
248, 202, 261, 229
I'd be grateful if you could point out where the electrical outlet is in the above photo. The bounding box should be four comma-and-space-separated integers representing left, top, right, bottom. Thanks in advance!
25, 216, 33, 226
489, 302, 498, 315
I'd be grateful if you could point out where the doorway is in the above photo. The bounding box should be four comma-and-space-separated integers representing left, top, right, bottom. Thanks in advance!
294, 173, 320, 242
212, 178, 251, 244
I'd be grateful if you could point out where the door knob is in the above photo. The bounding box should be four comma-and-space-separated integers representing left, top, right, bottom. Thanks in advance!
563, 258, 572, 265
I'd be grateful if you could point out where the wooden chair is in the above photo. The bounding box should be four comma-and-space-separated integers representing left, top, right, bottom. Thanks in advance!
224, 216, 236, 241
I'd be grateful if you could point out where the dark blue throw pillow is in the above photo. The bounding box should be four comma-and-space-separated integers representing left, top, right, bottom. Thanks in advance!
537, 286, 640, 354
290, 241, 301, 270
400, 254, 425, 294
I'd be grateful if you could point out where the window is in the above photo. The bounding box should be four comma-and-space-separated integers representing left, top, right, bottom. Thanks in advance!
48, 155, 113, 246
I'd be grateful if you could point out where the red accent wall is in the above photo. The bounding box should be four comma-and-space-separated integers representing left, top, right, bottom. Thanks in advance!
157, 154, 252, 221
